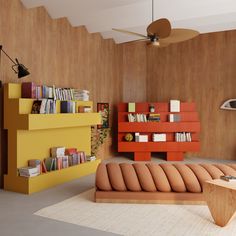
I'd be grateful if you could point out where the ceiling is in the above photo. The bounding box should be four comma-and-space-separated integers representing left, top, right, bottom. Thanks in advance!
21, 0, 236, 44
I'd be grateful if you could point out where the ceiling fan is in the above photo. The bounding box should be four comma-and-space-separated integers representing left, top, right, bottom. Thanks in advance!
112, 0, 199, 47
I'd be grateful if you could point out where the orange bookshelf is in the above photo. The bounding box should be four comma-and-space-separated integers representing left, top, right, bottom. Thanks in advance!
118, 102, 200, 161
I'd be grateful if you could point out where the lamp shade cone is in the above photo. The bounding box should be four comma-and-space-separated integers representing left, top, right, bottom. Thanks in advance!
18, 64, 30, 78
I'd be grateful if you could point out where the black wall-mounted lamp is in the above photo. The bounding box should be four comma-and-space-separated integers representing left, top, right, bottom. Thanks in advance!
0, 45, 30, 78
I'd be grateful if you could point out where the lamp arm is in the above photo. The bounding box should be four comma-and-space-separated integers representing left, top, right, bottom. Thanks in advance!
0, 45, 17, 65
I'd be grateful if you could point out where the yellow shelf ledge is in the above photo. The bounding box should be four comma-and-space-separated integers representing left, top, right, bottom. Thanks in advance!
4, 159, 101, 194
5, 113, 101, 130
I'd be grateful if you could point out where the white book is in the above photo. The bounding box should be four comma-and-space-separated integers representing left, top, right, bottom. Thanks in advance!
170, 100, 180, 112
40, 99, 47, 114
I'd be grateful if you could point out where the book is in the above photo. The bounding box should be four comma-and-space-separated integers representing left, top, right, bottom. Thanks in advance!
65, 148, 77, 155
44, 157, 54, 171
41, 161, 47, 173
31, 100, 42, 114
62, 156, 69, 168
18, 166, 39, 177
128, 103, 135, 112
220, 175, 236, 182
21, 82, 36, 98
169, 114, 181, 122
28, 159, 41, 174
51, 147, 65, 157
170, 100, 180, 112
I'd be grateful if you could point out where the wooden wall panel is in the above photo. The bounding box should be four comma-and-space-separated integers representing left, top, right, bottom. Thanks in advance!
122, 42, 147, 102
0, 0, 123, 161
122, 30, 236, 160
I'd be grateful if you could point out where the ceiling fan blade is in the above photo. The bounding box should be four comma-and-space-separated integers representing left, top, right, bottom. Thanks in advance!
147, 18, 171, 38
112, 28, 148, 39
159, 28, 199, 44
120, 38, 149, 45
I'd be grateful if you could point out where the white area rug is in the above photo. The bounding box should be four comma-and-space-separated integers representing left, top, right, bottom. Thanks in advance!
34, 189, 236, 236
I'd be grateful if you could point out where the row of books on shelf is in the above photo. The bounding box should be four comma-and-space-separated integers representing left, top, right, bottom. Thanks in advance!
18, 147, 96, 177
31, 99, 56, 114
31, 99, 92, 114
125, 132, 193, 142
128, 113, 161, 122
127, 113, 182, 122
22, 82, 90, 101
175, 132, 192, 142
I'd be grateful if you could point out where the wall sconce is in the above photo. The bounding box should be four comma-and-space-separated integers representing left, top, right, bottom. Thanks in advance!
0, 45, 30, 78
220, 99, 236, 111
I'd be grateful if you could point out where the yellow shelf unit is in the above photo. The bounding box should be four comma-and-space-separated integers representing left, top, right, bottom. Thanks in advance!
4, 83, 102, 194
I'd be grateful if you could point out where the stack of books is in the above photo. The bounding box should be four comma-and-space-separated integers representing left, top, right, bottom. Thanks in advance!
152, 133, 166, 142
73, 89, 89, 101
220, 175, 236, 182
18, 167, 39, 177
148, 114, 160, 122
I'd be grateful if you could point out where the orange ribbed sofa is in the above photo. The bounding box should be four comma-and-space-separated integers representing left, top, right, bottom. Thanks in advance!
95, 162, 236, 204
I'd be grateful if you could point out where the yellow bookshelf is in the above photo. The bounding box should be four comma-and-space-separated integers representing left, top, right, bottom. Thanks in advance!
4, 83, 102, 194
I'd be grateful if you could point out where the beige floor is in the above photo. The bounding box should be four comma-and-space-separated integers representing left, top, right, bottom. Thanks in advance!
0, 156, 236, 236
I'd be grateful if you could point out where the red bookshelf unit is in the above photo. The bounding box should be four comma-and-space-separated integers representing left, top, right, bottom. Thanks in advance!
118, 102, 200, 161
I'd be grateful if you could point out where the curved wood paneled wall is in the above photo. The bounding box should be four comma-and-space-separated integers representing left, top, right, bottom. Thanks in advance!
1, 0, 235, 160
0, 0, 122, 160
122, 31, 236, 160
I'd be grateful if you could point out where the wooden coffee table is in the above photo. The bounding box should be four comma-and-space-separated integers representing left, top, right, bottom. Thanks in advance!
203, 179, 236, 227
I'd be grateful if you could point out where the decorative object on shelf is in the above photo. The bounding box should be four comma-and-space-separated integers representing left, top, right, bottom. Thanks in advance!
149, 104, 155, 112
91, 126, 110, 156
124, 133, 133, 142
135, 133, 148, 142
220, 99, 236, 111
0, 45, 30, 78
97, 103, 109, 129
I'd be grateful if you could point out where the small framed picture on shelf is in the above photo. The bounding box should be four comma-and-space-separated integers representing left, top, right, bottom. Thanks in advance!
97, 103, 109, 129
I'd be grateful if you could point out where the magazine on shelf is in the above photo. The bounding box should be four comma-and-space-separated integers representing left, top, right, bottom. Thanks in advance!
220, 175, 236, 182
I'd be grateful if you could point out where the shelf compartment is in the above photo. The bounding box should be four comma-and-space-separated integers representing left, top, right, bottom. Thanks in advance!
118, 141, 200, 152
4, 159, 101, 194
118, 112, 199, 122
118, 122, 200, 133
118, 102, 197, 112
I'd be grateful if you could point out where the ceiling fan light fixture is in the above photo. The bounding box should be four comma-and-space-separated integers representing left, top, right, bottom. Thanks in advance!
112, 0, 199, 46
151, 41, 160, 46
